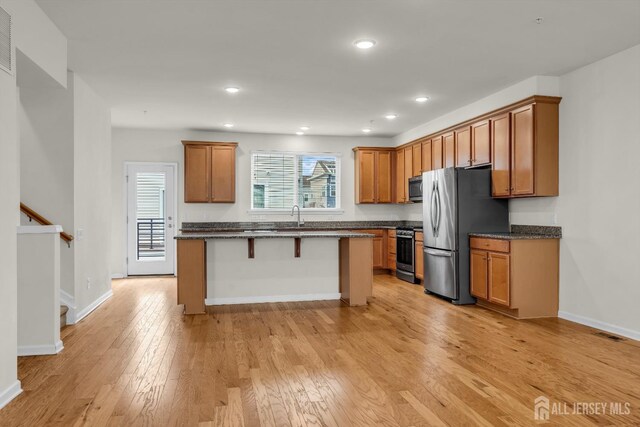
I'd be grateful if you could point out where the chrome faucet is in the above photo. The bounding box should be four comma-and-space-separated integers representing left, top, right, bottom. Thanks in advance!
291, 204, 304, 227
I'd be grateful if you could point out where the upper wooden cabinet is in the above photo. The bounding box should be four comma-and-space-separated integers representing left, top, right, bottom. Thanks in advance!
491, 100, 559, 198
354, 148, 393, 204
183, 141, 237, 203
412, 143, 422, 177
455, 126, 471, 168
431, 136, 443, 170
491, 113, 511, 197
443, 132, 455, 168
471, 120, 491, 166
421, 139, 433, 172
353, 95, 560, 200
395, 149, 406, 203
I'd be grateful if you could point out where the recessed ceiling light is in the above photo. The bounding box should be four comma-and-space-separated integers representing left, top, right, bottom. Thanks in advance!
362, 128, 372, 133
296, 131, 305, 136
385, 114, 398, 120
223, 123, 234, 128
225, 87, 240, 94
415, 96, 430, 103
354, 39, 376, 49
300, 126, 310, 131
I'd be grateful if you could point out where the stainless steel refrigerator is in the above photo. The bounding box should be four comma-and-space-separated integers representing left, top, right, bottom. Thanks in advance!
422, 167, 509, 304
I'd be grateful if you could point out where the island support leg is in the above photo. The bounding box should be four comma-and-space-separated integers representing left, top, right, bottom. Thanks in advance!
177, 239, 207, 314
339, 238, 373, 306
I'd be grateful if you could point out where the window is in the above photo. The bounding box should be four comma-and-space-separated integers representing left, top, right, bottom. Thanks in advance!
251, 152, 341, 210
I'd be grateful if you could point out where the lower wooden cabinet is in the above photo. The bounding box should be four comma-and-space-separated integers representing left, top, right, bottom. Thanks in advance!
388, 229, 396, 271
469, 237, 559, 319
361, 229, 386, 269
177, 239, 207, 314
415, 231, 424, 280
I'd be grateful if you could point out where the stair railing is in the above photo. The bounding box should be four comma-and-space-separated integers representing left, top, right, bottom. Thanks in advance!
20, 203, 73, 247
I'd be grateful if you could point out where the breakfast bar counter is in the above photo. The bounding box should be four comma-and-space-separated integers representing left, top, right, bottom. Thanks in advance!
175, 230, 374, 314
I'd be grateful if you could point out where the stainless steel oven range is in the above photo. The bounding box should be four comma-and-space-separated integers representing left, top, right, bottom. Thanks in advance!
395, 227, 418, 284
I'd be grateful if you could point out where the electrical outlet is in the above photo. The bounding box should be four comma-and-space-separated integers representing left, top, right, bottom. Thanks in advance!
86, 278, 91, 289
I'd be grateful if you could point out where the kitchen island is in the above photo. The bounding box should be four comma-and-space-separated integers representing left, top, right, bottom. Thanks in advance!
175, 230, 374, 314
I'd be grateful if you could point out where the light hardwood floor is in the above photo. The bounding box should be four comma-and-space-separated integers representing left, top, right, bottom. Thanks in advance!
1, 275, 639, 426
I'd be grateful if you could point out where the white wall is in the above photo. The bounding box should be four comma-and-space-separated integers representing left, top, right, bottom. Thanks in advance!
511, 44, 640, 337
111, 128, 405, 276
0, 23, 20, 406
3, 0, 67, 87
19, 73, 75, 296
0, 0, 66, 409
73, 74, 113, 313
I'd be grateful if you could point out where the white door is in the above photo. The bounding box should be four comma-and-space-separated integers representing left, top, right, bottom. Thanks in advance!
127, 164, 176, 275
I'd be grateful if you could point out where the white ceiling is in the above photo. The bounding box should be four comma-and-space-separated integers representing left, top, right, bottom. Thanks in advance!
36, 0, 640, 137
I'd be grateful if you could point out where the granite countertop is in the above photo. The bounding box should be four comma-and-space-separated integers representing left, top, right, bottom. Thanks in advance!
469, 225, 562, 240
175, 230, 375, 240
180, 220, 423, 233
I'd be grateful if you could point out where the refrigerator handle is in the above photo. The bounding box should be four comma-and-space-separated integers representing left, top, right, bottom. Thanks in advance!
425, 248, 452, 257
430, 181, 437, 237
435, 181, 441, 237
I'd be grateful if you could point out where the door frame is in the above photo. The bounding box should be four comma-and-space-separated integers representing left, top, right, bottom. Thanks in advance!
123, 161, 179, 277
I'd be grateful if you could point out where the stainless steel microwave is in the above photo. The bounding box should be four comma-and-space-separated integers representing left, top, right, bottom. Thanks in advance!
408, 176, 422, 202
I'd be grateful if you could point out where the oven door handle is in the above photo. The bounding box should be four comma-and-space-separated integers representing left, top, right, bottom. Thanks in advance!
396, 235, 413, 239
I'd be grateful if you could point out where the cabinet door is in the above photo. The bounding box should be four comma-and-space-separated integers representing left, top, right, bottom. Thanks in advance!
471, 120, 491, 166
421, 140, 432, 172
388, 234, 396, 271
184, 145, 211, 202
470, 250, 488, 299
491, 113, 511, 197
443, 132, 455, 168
488, 252, 510, 306
415, 240, 424, 280
431, 136, 443, 169
412, 144, 422, 177
376, 151, 393, 203
511, 104, 535, 196
395, 149, 405, 203
211, 146, 236, 202
372, 237, 384, 269
358, 151, 376, 203
455, 126, 471, 168
404, 147, 412, 201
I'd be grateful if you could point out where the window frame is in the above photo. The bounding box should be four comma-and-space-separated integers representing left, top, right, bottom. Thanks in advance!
249, 150, 343, 214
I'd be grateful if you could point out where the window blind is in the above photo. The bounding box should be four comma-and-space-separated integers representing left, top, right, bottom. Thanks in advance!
251, 153, 296, 209
136, 172, 166, 219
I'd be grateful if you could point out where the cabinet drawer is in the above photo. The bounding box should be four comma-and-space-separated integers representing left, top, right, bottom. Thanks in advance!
388, 229, 396, 238
415, 231, 424, 242
470, 237, 510, 253
361, 229, 385, 237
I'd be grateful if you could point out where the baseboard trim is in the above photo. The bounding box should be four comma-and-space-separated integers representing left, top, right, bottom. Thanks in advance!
17, 340, 64, 356
59, 289, 77, 324
558, 311, 640, 341
205, 293, 341, 306
111, 273, 126, 279
0, 380, 22, 410
75, 289, 113, 323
